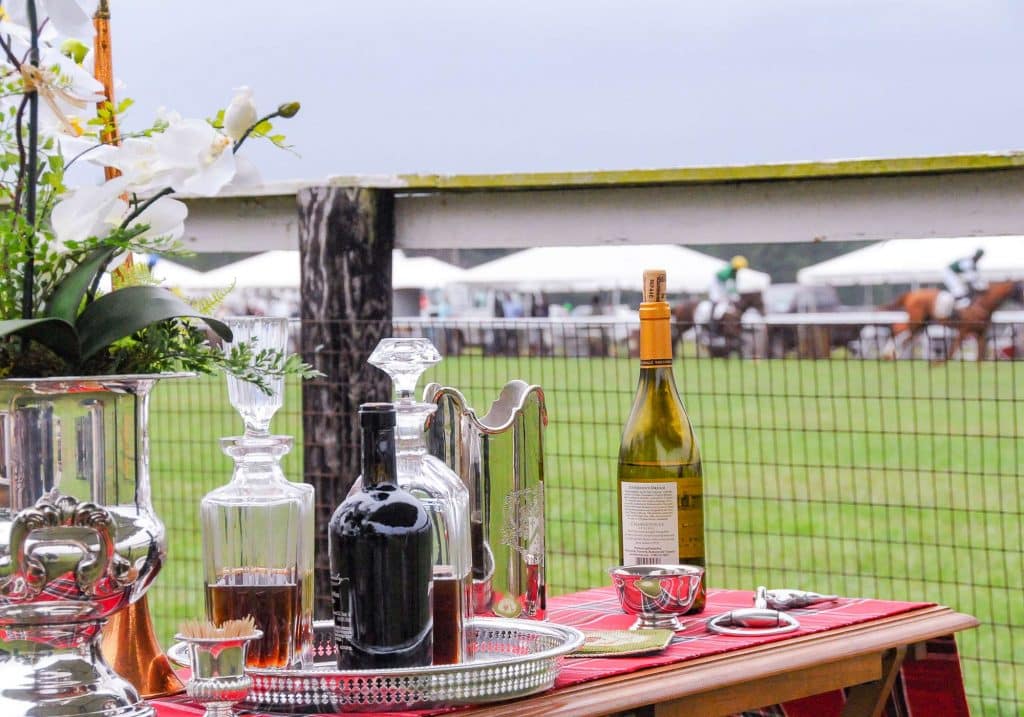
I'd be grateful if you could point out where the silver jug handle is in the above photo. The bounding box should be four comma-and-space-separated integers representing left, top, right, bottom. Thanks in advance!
0, 491, 135, 601
478, 381, 547, 434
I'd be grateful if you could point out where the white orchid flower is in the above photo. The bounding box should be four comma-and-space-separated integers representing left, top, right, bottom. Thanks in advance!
151, 117, 237, 195
36, 46, 105, 131
52, 175, 189, 249
12, 45, 105, 137
86, 137, 172, 193
42, 46, 104, 101
51, 176, 130, 247
5, 0, 98, 41
223, 86, 258, 142
77, 114, 239, 197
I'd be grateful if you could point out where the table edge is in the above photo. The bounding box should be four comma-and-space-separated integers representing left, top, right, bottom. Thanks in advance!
458, 605, 978, 717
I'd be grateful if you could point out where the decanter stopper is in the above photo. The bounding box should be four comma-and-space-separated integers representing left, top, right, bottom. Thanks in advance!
368, 338, 441, 401
223, 317, 289, 437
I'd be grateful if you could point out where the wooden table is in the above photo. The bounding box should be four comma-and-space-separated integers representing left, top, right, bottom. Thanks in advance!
451, 604, 977, 717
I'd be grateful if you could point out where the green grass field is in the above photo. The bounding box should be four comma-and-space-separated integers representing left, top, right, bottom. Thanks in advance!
146, 354, 1023, 715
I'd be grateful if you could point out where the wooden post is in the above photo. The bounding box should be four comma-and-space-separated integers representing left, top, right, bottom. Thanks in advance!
298, 186, 394, 618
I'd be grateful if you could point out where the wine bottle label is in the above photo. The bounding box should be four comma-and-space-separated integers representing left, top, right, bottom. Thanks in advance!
620, 478, 704, 564
330, 575, 353, 651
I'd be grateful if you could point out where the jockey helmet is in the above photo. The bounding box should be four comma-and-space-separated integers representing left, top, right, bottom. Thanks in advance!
731, 255, 749, 270
974, 247, 985, 260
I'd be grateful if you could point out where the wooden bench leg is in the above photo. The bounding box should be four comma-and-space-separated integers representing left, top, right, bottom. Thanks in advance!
840, 646, 907, 717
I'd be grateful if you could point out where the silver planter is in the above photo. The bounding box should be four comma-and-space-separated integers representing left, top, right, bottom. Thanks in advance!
0, 375, 181, 717
425, 380, 547, 620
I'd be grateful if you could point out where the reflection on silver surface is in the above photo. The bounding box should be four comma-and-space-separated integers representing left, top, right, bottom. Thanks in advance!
0, 375, 185, 717
240, 618, 584, 713
706, 586, 802, 637
610, 564, 704, 631
763, 588, 838, 611
425, 380, 548, 619
706, 609, 800, 636
176, 629, 261, 717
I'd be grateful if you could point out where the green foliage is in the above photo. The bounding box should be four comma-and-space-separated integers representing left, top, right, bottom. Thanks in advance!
249, 117, 292, 149
187, 282, 236, 316
0, 28, 304, 386
87, 98, 137, 139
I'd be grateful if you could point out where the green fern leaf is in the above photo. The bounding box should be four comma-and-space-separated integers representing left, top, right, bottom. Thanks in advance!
187, 281, 236, 315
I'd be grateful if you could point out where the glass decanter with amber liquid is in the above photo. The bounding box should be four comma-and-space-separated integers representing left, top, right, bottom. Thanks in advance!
200, 317, 315, 669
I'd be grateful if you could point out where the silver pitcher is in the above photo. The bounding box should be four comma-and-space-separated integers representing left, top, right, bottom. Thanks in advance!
0, 375, 178, 717
424, 380, 547, 620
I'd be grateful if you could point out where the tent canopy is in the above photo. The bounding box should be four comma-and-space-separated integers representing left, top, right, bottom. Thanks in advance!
147, 257, 217, 289
199, 250, 467, 290
798, 236, 1024, 286
458, 244, 770, 294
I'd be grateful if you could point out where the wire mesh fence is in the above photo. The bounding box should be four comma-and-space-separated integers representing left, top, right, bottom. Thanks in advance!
149, 316, 1022, 716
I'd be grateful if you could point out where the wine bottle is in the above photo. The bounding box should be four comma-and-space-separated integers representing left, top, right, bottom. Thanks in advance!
329, 403, 434, 669
617, 269, 706, 612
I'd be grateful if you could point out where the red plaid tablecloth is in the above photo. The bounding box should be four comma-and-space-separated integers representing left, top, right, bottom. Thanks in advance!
152, 587, 971, 717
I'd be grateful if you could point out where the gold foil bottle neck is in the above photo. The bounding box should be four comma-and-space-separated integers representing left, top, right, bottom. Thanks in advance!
643, 270, 667, 303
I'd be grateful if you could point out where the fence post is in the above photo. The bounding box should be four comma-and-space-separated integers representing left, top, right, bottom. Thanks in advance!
297, 185, 394, 618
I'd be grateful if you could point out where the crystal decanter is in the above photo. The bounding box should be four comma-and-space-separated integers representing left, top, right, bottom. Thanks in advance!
367, 337, 473, 665
200, 317, 314, 669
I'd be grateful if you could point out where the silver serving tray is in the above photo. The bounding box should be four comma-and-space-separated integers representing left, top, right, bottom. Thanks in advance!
169, 618, 584, 713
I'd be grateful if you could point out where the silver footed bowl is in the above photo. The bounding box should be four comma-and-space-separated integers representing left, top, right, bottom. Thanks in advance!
610, 564, 704, 631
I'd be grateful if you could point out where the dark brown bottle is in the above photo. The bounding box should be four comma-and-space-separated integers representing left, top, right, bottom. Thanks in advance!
329, 403, 433, 669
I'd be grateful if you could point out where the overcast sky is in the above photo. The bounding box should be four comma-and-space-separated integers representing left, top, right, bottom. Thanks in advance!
111, 1, 1024, 182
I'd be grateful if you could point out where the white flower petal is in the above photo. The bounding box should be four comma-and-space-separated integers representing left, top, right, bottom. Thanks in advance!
151, 119, 221, 170
42, 47, 105, 103
178, 145, 236, 195
129, 196, 187, 243
89, 137, 172, 193
51, 176, 129, 247
55, 131, 95, 160
223, 154, 262, 190
39, 0, 97, 40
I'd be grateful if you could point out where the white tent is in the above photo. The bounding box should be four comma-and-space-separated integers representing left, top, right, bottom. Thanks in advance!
798, 236, 1024, 286
199, 250, 467, 290
200, 251, 299, 289
393, 252, 468, 289
148, 258, 217, 289
458, 245, 770, 294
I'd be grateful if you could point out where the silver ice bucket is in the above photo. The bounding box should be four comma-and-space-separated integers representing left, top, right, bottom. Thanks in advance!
425, 380, 547, 620
0, 375, 176, 717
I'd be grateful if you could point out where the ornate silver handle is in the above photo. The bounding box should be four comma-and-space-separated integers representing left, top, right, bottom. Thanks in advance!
0, 491, 135, 601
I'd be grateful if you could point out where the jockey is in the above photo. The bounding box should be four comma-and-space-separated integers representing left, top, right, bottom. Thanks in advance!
709, 256, 748, 322
943, 248, 986, 309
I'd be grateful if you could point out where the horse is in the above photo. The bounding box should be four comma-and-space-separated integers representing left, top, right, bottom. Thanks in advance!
671, 299, 700, 348
675, 292, 764, 357
883, 281, 1023, 360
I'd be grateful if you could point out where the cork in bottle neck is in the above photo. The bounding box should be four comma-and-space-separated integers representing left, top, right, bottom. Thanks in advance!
639, 269, 672, 365
643, 270, 667, 304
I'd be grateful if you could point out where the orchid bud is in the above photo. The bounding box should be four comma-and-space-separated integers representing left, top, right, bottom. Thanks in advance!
277, 102, 301, 118
61, 39, 89, 65
224, 86, 258, 142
